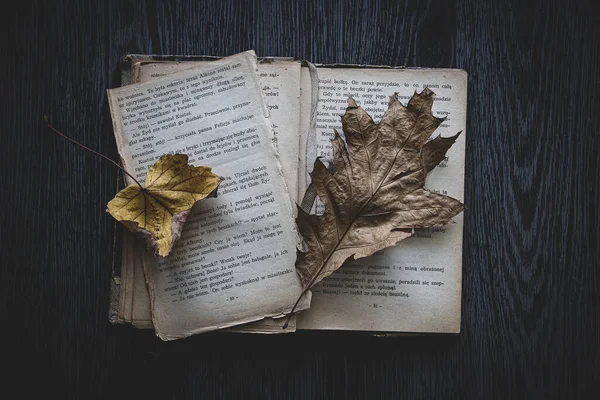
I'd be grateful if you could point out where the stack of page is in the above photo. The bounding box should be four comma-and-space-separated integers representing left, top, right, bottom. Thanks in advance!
107, 50, 467, 340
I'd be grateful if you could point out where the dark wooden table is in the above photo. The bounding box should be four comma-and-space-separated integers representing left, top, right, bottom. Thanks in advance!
2, 0, 599, 398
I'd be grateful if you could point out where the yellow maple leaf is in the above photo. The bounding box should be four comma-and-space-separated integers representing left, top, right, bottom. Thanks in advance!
107, 154, 220, 257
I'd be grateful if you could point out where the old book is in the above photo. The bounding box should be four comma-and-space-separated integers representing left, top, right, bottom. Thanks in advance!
108, 50, 467, 339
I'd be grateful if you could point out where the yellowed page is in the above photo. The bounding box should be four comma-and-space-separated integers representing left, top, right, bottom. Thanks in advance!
130, 241, 293, 332
107, 51, 309, 340
127, 58, 304, 333
296, 67, 467, 333
133, 59, 302, 201
117, 232, 131, 323
130, 238, 153, 328
297, 64, 316, 200
123, 232, 134, 323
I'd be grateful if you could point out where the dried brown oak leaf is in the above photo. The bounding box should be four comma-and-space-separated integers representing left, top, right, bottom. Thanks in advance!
295, 88, 464, 292
107, 154, 220, 257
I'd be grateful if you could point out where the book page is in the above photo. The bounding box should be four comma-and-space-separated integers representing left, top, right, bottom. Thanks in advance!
297, 63, 319, 200
129, 237, 295, 332
107, 51, 309, 340
117, 232, 132, 323
296, 67, 467, 333
133, 59, 302, 202
257, 61, 302, 200
130, 239, 153, 328
126, 58, 304, 333
122, 241, 132, 323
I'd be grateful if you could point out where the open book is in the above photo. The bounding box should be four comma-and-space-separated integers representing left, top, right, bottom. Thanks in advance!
108, 51, 467, 340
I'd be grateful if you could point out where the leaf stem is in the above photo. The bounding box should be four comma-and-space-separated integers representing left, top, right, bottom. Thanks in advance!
45, 116, 144, 189
283, 290, 308, 329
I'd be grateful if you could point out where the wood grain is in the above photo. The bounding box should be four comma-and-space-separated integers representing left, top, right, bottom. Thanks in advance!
1, 0, 598, 398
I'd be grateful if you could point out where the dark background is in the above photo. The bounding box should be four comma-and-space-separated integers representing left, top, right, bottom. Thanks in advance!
2, 0, 599, 398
